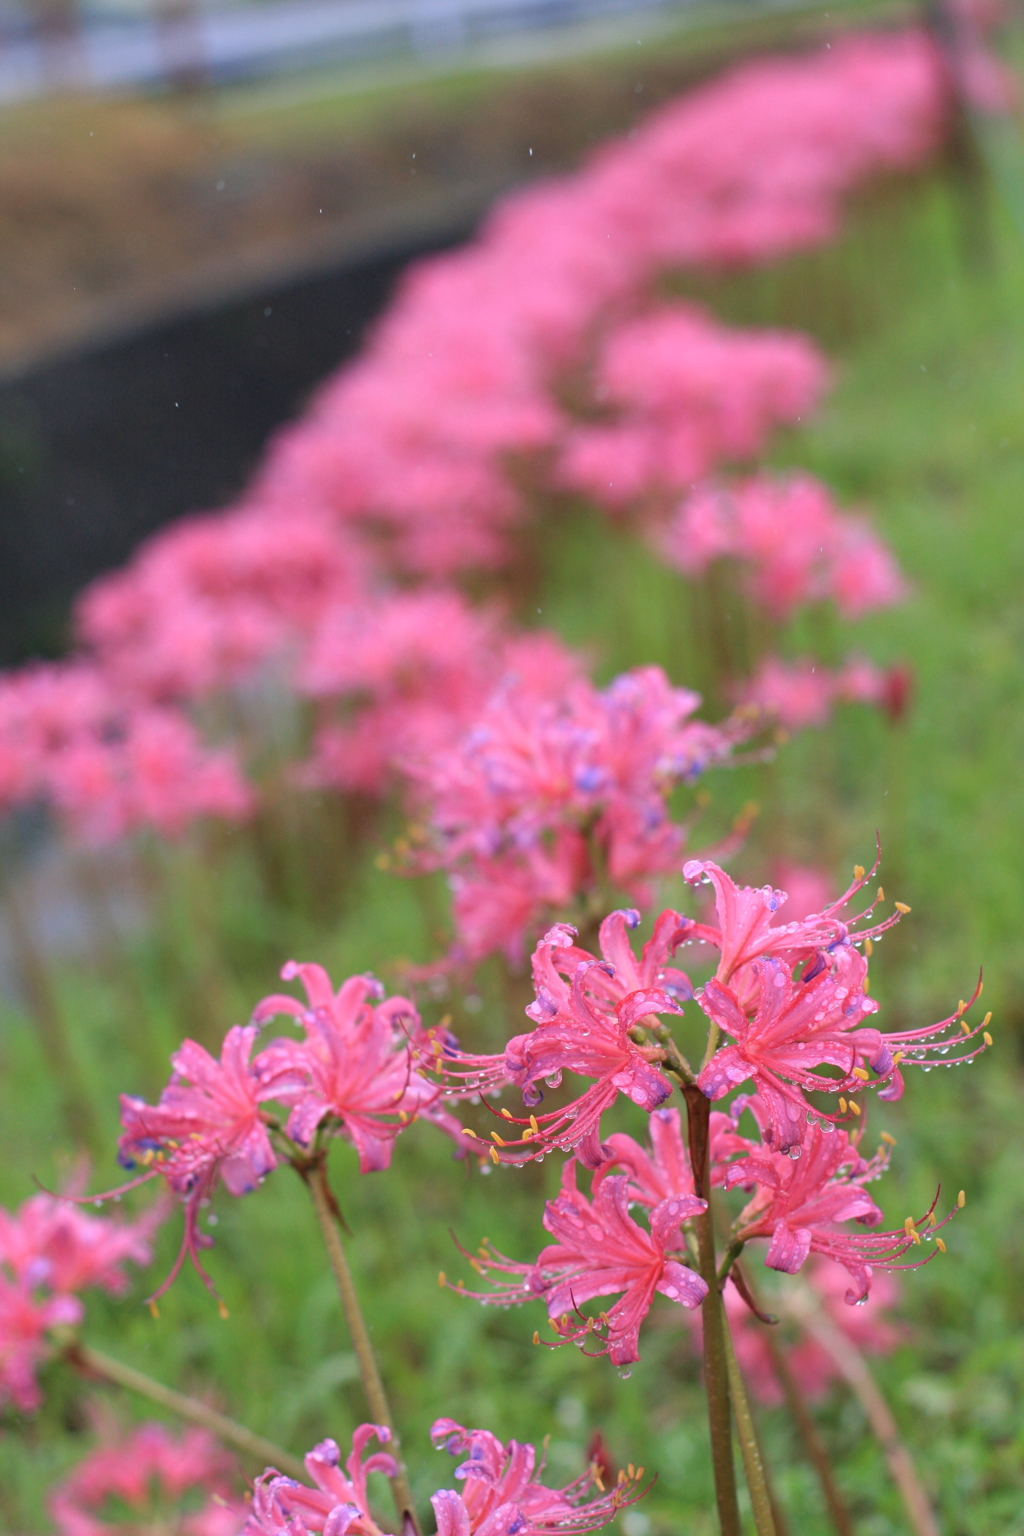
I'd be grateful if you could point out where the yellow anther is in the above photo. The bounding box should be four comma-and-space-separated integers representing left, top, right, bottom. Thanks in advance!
852, 1067, 870, 1081
628, 1464, 636, 1480
147, 1299, 160, 1320
491, 1132, 506, 1146
854, 865, 865, 881
549, 1317, 561, 1331
895, 901, 911, 915
530, 1115, 540, 1135
849, 1100, 861, 1116
592, 1469, 606, 1493
532, 1331, 541, 1346
438, 1271, 446, 1288
936, 1237, 946, 1253
926, 1210, 937, 1226
960, 1019, 971, 1036
501, 1107, 513, 1120
978, 981, 984, 995
865, 937, 874, 957
218, 1301, 230, 1320
984, 1031, 993, 1047
617, 1470, 627, 1486
839, 1097, 849, 1114
983, 1010, 992, 1027
893, 1051, 904, 1064
561, 1313, 570, 1327
957, 1000, 966, 1017
522, 1130, 534, 1141
470, 1258, 484, 1275
904, 1217, 916, 1236
636, 1468, 644, 1481
489, 1146, 500, 1165
880, 1131, 896, 1146
398, 1110, 408, 1123
439, 1014, 452, 1029
863, 976, 870, 993
877, 886, 885, 901
456, 1279, 465, 1290
957, 1190, 966, 1208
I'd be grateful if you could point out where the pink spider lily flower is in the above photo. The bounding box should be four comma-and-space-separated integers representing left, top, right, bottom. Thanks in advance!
681, 856, 903, 999
725, 1118, 958, 1301
449, 1160, 707, 1365
49, 1422, 243, 1536
111, 1025, 277, 1304
738, 654, 889, 732
430, 1418, 647, 1536
591, 1104, 739, 1206
0, 1273, 82, 1413
245, 1424, 397, 1536
0, 1190, 165, 1297
0, 1192, 164, 1413
695, 947, 886, 1151
252, 962, 441, 1170
426, 911, 694, 1164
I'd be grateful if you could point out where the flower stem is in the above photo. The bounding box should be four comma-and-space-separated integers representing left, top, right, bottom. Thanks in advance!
303, 1158, 419, 1531
722, 1321, 779, 1536
65, 1339, 306, 1479
788, 1291, 939, 1536
682, 1085, 741, 1536
758, 1323, 855, 1536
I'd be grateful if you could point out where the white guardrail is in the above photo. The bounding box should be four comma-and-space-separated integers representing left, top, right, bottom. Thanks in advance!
0, 0, 711, 103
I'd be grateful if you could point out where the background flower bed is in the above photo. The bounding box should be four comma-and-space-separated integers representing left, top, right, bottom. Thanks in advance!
3, 45, 1024, 1536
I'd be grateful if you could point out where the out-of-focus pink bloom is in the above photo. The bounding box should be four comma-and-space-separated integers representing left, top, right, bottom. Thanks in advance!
252, 962, 438, 1170
769, 863, 834, 924
299, 597, 580, 799
116, 1025, 277, 1301
430, 1418, 646, 1535
660, 473, 905, 620
0, 1274, 81, 1413
0, 662, 252, 845
50, 1423, 243, 1536
246, 1424, 396, 1536
686, 1257, 902, 1404
0, 1191, 163, 1298
0, 1193, 161, 1413
428, 911, 694, 1164
738, 655, 889, 732
75, 502, 370, 704
452, 1159, 707, 1365
410, 664, 748, 964
558, 307, 827, 509
724, 1113, 956, 1301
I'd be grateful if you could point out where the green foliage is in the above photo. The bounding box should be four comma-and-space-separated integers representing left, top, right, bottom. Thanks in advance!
3, 165, 1024, 1534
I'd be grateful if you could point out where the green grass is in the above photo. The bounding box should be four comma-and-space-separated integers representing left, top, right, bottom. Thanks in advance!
3, 164, 1024, 1534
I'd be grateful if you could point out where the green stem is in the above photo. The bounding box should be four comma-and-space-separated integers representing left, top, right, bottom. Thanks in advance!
303, 1159, 418, 1531
759, 1325, 856, 1536
66, 1340, 306, 1479
723, 1321, 778, 1536
683, 1085, 741, 1536
790, 1295, 938, 1536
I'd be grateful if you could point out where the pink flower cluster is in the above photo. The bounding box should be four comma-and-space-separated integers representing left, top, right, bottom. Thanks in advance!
0, 662, 251, 844
432, 859, 988, 1356
49, 1422, 244, 1536
737, 654, 895, 731
693, 1256, 903, 1405
255, 30, 945, 573
0, 1192, 162, 1412
407, 666, 751, 963
661, 472, 907, 621
245, 1420, 644, 1536
109, 963, 471, 1301
0, 30, 938, 848
557, 309, 827, 511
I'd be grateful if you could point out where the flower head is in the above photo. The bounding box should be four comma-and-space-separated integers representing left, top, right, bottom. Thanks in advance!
430, 1418, 645, 1536
245, 1424, 396, 1536
449, 1159, 707, 1365
252, 962, 435, 1171
50, 1422, 243, 1536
